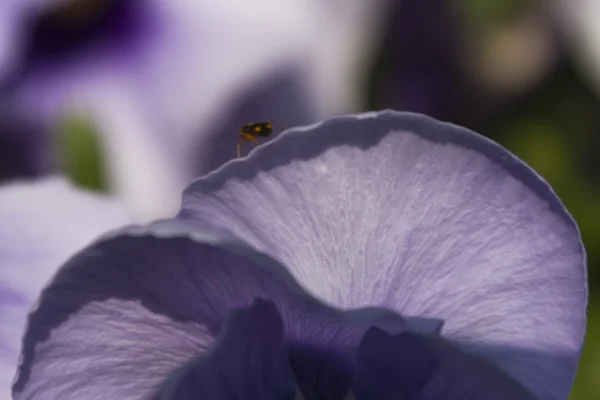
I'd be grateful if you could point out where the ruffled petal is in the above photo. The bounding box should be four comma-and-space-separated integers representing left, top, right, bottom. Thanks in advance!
0, 176, 132, 397
159, 299, 296, 400
13, 219, 410, 399
180, 110, 587, 399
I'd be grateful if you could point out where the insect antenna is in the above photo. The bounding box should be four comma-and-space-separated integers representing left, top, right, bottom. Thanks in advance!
270, 119, 284, 131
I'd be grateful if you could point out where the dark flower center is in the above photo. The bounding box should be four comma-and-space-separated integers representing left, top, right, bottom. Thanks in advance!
158, 300, 537, 399
287, 343, 355, 399
21, 0, 142, 66
0, 107, 50, 181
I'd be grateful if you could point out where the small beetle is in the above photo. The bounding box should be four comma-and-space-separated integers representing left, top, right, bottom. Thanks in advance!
237, 120, 282, 157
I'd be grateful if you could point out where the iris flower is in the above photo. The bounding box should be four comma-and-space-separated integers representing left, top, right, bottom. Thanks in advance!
0, 0, 388, 219
5, 111, 586, 399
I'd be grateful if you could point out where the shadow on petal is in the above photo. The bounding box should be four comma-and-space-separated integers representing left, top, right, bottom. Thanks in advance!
354, 327, 537, 400
159, 299, 296, 400
12, 220, 408, 399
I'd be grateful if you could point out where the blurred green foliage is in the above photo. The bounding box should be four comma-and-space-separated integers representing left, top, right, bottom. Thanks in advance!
461, 0, 527, 26
54, 115, 108, 192
572, 305, 600, 399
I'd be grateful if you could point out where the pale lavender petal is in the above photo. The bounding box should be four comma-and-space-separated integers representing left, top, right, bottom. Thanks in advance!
0, 176, 132, 397
301, 0, 390, 115
180, 110, 586, 399
13, 219, 411, 400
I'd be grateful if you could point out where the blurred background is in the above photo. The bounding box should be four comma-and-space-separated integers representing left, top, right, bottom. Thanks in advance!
0, 0, 597, 397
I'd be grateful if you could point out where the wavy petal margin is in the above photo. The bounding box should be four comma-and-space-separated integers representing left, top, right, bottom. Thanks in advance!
180, 110, 587, 399
0, 177, 132, 397
13, 218, 418, 399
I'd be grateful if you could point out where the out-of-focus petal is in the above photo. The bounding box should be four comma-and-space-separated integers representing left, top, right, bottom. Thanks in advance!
368, 0, 468, 119
1, 0, 389, 219
0, 105, 51, 182
195, 67, 318, 174
1, 0, 184, 219
554, 0, 600, 95
302, 0, 391, 115
354, 327, 536, 399
0, 176, 132, 398
180, 110, 587, 399
72, 87, 193, 220
13, 219, 411, 399
0, 0, 29, 84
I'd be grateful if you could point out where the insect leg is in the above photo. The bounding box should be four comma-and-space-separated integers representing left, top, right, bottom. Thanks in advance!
237, 138, 244, 157
270, 120, 283, 131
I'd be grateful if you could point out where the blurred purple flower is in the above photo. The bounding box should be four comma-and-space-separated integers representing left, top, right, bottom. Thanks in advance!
370, 0, 560, 127
0, 0, 389, 219
6, 111, 586, 399
0, 176, 132, 397
0, 105, 51, 182
369, 0, 470, 120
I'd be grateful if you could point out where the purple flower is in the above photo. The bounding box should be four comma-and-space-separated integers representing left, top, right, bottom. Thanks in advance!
369, 0, 468, 119
0, 177, 133, 396
8, 111, 586, 399
0, 104, 51, 182
0, 0, 389, 219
